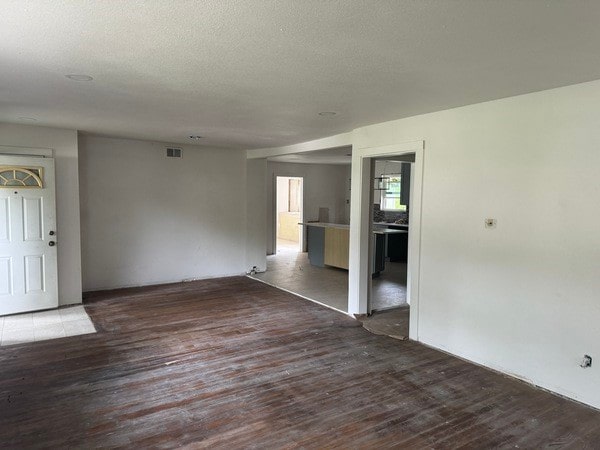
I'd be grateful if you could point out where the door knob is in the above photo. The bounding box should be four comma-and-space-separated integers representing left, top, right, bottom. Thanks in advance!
49, 241, 56, 247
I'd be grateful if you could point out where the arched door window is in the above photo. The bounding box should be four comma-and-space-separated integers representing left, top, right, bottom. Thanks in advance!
0, 167, 43, 188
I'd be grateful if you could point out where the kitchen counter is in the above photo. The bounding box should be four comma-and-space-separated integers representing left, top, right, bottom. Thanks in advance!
373, 224, 409, 261
300, 222, 389, 274
373, 228, 408, 235
302, 222, 407, 231
300, 223, 349, 269
373, 221, 409, 228
299, 222, 349, 229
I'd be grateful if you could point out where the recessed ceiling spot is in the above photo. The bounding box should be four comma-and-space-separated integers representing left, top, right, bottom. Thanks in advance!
17, 117, 37, 121
318, 111, 337, 116
65, 74, 94, 81
189, 135, 203, 140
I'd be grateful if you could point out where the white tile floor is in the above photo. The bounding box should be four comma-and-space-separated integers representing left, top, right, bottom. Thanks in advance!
250, 239, 407, 312
0, 305, 96, 346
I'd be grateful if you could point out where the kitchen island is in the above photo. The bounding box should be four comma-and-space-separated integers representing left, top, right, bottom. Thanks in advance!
300, 222, 406, 275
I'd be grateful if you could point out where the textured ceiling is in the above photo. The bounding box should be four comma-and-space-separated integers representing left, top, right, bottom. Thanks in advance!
2, 1, 600, 149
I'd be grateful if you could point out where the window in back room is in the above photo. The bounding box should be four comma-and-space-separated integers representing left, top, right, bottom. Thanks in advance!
380, 174, 406, 212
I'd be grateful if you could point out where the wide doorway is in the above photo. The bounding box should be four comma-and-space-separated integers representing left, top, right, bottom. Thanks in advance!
250, 148, 352, 313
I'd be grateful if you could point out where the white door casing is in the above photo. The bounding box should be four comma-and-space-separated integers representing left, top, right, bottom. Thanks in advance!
0, 155, 58, 315
349, 140, 424, 340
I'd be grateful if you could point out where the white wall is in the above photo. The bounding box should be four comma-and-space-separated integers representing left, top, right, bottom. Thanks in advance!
351, 79, 600, 409
0, 123, 82, 305
79, 135, 247, 290
245, 158, 267, 272
266, 162, 350, 254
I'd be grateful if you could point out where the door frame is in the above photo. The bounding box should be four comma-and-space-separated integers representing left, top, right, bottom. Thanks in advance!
348, 140, 424, 340
0, 145, 53, 158
273, 175, 305, 253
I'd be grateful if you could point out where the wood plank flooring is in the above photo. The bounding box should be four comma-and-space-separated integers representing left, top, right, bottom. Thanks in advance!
1, 276, 599, 448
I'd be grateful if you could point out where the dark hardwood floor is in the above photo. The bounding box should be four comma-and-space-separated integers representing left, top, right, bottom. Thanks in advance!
1, 276, 599, 448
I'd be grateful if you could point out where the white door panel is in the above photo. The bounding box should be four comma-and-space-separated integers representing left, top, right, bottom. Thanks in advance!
0, 257, 12, 295
0, 156, 57, 315
23, 196, 44, 241
0, 198, 10, 242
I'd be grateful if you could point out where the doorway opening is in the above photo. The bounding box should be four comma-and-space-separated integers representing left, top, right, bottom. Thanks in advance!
370, 155, 413, 312
275, 176, 303, 254
249, 147, 352, 314
357, 152, 416, 340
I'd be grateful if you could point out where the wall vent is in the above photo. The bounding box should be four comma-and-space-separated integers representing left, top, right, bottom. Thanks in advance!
166, 147, 182, 158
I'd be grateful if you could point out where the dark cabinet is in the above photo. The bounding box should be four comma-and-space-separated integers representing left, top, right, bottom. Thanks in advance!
372, 233, 386, 277
387, 226, 409, 262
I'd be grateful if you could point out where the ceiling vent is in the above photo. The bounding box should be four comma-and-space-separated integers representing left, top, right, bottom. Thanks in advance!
166, 147, 182, 158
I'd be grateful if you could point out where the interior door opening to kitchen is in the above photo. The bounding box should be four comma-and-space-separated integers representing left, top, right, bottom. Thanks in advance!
275, 176, 304, 254
361, 153, 416, 339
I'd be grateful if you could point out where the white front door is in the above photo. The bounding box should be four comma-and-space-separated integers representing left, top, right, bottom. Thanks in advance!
0, 155, 58, 315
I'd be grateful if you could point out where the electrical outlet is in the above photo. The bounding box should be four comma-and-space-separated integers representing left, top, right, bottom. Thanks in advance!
484, 218, 497, 229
